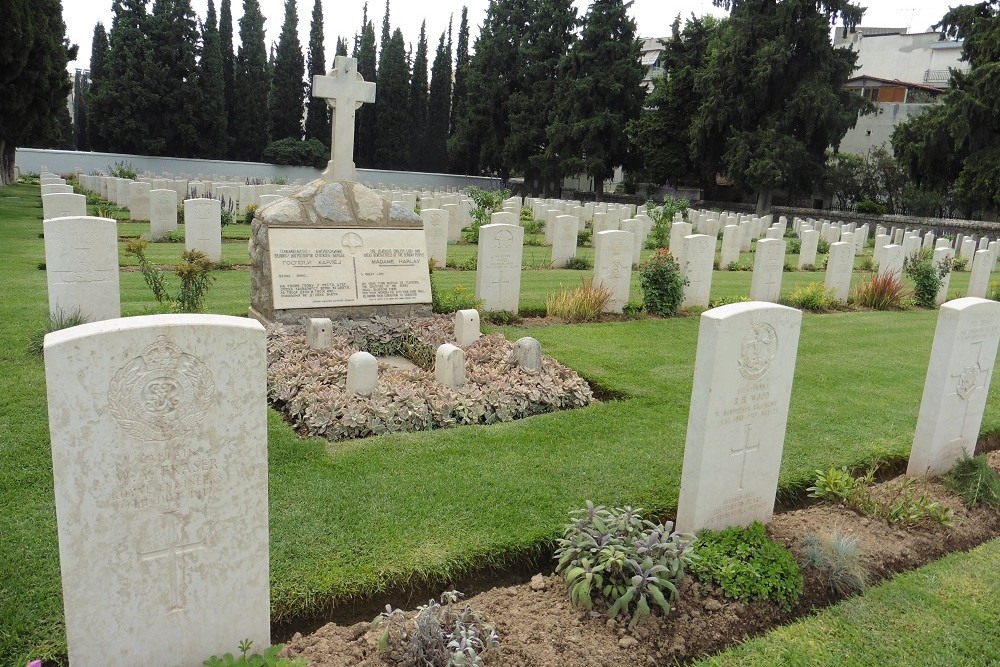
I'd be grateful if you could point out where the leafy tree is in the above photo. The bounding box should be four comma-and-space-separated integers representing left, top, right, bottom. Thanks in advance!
630, 15, 722, 189
425, 30, 452, 172
219, 0, 236, 156
547, 0, 644, 199
145, 0, 201, 157
198, 0, 228, 158
269, 0, 305, 141
355, 18, 378, 167
374, 28, 410, 169
73, 69, 90, 151
87, 22, 109, 151
1, 0, 77, 184
893, 1, 1000, 216
449, 6, 470, 158
822, 151, 864, 208
408, 21, 429, 169
304, 0, 328, 145
231, 0, 269, 161
504, 0, 577, 195
449, 0, 531, 179
691, 0, 865, 214
90, 0, 153, 155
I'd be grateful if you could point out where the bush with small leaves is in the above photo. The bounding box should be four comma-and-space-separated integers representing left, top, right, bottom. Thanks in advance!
809, 466, 953, 526
801, 532, 868, 596
688, 522, 803, 611
952, 256, 969, 272
431, 278, 483, 314
816, 238, 831, 255
858, 255, 876, 272
577, 228, 592, 247
203, 639, 306, 667
787, 282, 839, 312
856, 199, 887, 215
554, 502, 696, 629
709, 295, 750, 308
942, 453, 1000, 508
904, 248, 950, 308
373, 591, 499, 667
640, 248, 687, 316
786, 237, 801, 254
564, 256, 591, 270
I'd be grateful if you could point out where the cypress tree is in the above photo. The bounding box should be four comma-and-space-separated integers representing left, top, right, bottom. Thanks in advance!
269, 0, 305, 141
1, 0, 78, 183
547, 0, 644, 199
219, 0, 236, 156
449, 7, 469, 151
198, 0, 228, 157
146, 0, 201, 157
355, 20, 377, 168
87, 23, 109, 151
352, 2, 368, 58
231, 0, 269, 161
380, 0, 391, 51
304, 0, 329, 145
425, 31, 452, 173
407, 22, 429, 170
335, 37, 348, 57
73, 70, 90, 151
374, 28, 410, 170
505, 0, 577, 195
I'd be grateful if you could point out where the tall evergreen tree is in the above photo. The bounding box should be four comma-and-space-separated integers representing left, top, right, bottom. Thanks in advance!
269, 0, 305, 141
355, 19, 378, 168
304, 0, 329, 145
425, 31, 452, 173
505, 0, 576, 194
219, 0, 236, 156
352, 2, 368, 57
86, 22, 109, 151
448, 6, 470, 162
547, 0, 644, 199
449, 0, 530, 179
198, 0, 228, 157
231, 0, 269, 160
380, 0, 391, 51
335, 37, 348, 56
1, 0, 77, 183
91, 0, 154, 155
374, 28, 410, 169
145, 0, 201, 156
407, 22, 429, 169
73, 70, 90, 151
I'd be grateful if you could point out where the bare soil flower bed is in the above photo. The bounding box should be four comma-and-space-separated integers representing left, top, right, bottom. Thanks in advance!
280, 450, 1000, 667
266, 316, 593, 441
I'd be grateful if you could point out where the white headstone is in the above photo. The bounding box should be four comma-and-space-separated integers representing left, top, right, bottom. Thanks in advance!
150, 189, 179, 240
306, 317, 333, 348
749, 239, 785, 302
551, 215, 579, 268
421, 208, 449, 266
878, 244, 904, 278
347, 350, 379, 395
620, 218, 644, 267
968, 249, 992, 298
676, 302, 803, 532
719, 225, 741, 270
43, 314, 270, 666
42, 193, 87, 220
960, 238, 977, 261
475, 223, 524, 312
798, 229, 820, 269
682, 234, 715, 309
908, 298, 1000, 476
513, 337, 542, 373
670, 221, 693, 266
825, 241, 854, 301
184, 198, 223, 263
935, 247, 955, 306
130, 181, 151, 221
43, 216, 121, 322
41, 183, 73, 196
435, 343, 466, 388
593, 230, 634, 313
454, 309, 481, 346
443, 203, 463, 242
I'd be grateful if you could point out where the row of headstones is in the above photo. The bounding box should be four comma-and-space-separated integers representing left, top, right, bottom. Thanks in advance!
676, 296, 1000, 532
304, 309, 543, 392
41, 294, 1000, 664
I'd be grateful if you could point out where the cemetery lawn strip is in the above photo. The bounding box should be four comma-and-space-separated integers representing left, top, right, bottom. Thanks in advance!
697, 536, 1000, 667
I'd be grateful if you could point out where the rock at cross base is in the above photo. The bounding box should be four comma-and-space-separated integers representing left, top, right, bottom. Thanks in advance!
312, 56, 376, 182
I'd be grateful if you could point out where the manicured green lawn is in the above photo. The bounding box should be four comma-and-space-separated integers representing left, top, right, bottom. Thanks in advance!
698, 537, 1000, 666
1, 179, 997, 664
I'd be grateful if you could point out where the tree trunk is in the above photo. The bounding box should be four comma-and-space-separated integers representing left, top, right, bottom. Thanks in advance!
755, 189, 774, 217
0, 141, 14, 187
593, 172, 605, 202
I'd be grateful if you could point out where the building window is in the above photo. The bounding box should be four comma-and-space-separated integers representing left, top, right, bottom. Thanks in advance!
863, 88, 879, 101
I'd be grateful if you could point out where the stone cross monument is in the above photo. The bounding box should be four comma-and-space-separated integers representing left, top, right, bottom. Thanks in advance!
312, 55, 377, 182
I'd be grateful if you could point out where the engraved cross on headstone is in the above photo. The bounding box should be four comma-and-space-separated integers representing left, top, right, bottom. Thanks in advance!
137, 510, 205, 614
312, 55, 377, 182
731, 424, 760, 491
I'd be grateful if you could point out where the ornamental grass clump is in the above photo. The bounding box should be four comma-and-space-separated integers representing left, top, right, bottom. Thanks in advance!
853, 270, 908, 310
639, 248, 687, 316
554, 502, 696, 629
942, 453, 1000, 508
545, 278, 612, 322
801, 531, 868, 596
904, 248, 951, 308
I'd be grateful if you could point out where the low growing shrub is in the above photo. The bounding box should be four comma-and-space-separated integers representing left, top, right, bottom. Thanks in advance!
577, 228, 592, 247
709, 295, 750, 308
108, 160, 137, 180
904, 248, 950, 308
688, 522, 803, 611
858, 255, 876, 272
856, 199, 887, 215
124, 239, 216, 312
952, 255, 969, 272
374, 591, 499, 667
554, 503, 696, 629
787, 282, 838, 312
640, 248, 687, 316
431, 281, 483, 314
942, 453, 1000, 508
853, 271, 908, 310
786, 237, 801, 254
521, 218, 544, 235
564, 256, 591, 270
261, 137, 328, 169
203, 640, 305, 666
801, 532, 867, 596
808, 466, 953, 526
545, 278, 611, 322
816, 238, 831, 255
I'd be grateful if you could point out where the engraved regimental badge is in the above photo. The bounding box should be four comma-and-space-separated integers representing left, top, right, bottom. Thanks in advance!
738, 323, 778, 381
955, 362, 984, 400
109, 336, 216, 441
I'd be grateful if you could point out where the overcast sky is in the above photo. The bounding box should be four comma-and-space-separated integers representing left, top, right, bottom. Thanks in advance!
65, 0, 958, 72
